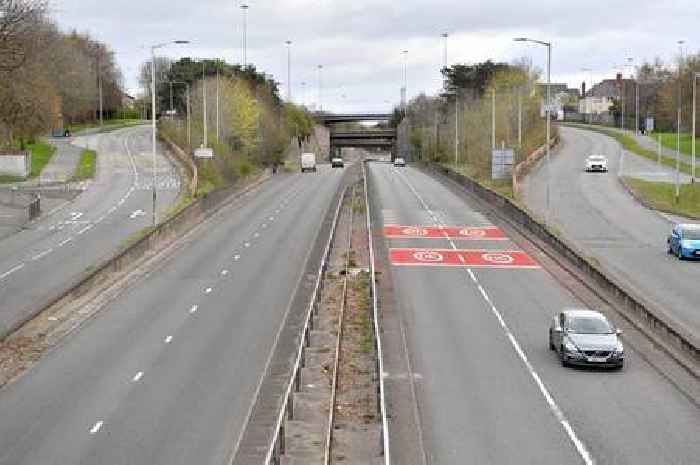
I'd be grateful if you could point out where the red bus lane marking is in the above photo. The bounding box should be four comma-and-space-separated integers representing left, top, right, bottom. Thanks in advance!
384, 225, 507, 240
390, 248, 540, 269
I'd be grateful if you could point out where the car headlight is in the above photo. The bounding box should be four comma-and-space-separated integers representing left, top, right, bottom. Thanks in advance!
563, 340, 578, 353
613, 343, 624, 355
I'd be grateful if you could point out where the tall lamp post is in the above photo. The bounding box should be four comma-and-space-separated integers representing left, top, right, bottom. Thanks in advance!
581, 67, 592, 124
514, 37, 552, 224
317, 65, 323, 111
401, 50, 408, 110
151, 40, 189, 228
241, 4, 249, 66
285, 40, 292, 102
676, 40, 685, 202
693, 72, 699, 183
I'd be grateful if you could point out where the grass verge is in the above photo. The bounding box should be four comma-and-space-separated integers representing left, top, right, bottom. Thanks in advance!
72, 149, 97, 181
623, 177, 700, 219
563, 123, 699, 178
654, 132, 700, 156
28, 142, 56, 178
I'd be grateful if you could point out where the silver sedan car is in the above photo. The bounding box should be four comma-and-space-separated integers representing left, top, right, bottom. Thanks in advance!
549, 309, 624, 369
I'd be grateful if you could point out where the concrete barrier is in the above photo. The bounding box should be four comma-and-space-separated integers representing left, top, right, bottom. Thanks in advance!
159, 133, 198, 197
512, 135, 559, 199
424, 162, 700, 371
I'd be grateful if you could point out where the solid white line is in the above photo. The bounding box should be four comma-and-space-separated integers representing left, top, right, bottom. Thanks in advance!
89, 421, 104, 434
164, 335, 173, 344
132, 371, 144, 382
0, 263, 25, 280
58, 237, 73, 247
395, 167, 594, 465
108, 206, 117, 214
32, 249, 53, 261
190, 304, 199, 314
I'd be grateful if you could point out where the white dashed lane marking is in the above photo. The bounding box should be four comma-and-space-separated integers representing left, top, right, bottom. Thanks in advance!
164, 336, 173, 344
132, 371, 144, 382
32, 249, 53, 261
221, 270, 229, 276
190, 305, 199, 314
89, 421, 104, 434
205, 287, 213, 294
0, 263, 25, 280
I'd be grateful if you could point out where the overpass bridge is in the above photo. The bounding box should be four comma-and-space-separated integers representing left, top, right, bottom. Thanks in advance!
315, 113, 397, 158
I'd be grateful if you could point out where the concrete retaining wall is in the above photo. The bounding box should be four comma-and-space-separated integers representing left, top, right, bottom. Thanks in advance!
512, 135, 559, 199
0, 151, 30, 178
425, 162, 700, 371
159, 134, 198, 197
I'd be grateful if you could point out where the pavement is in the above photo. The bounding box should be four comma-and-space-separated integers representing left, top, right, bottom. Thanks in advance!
522, 125, 700, 343
0, 125, 180, 336
0, 165, 346, 465
368, 162, 700, 465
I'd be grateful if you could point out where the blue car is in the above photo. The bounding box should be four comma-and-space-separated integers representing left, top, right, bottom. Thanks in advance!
668, 224, 700, 260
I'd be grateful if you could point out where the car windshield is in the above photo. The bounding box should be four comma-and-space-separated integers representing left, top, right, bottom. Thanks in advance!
567, 316, 613, 334
589, 156, 605, 161
682, 228, 700, 240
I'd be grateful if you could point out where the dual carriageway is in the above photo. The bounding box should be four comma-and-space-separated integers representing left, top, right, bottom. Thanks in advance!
0, 120, 697, 464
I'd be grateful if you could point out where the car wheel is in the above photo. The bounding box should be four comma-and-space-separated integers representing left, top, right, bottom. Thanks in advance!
561, 355, 569, 368
677, 247, 684, 260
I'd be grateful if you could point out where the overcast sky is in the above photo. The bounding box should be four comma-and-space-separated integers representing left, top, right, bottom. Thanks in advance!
51, 0, 699, 113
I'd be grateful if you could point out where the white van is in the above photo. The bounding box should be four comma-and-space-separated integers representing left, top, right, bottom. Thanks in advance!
301, 152, 317, 172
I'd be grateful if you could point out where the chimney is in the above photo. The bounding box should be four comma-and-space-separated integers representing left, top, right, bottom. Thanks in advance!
581, 81, 586, 97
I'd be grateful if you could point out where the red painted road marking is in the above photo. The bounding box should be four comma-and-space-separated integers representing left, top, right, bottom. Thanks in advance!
384, 225, 507, 240
390, 248, 540, 269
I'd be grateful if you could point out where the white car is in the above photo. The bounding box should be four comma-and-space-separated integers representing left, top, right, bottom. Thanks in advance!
331, 157, 344, 168
393, 157, 406, 167
585, 155, 608, 172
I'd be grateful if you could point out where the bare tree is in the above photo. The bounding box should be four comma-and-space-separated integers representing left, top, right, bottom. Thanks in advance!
0, 0, 46, 71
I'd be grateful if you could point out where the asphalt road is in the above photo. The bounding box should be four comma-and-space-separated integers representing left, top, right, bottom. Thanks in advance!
523, 125, 700, 344
0, 125, 180, 335
368, 162, 700, 465
0, 165, 346, 465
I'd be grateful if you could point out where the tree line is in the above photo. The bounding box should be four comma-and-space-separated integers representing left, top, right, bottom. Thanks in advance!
0, 0, 123, 147
399, 60, 550, 184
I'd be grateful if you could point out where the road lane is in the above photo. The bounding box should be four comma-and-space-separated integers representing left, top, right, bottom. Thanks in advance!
0, 166, 345, 465
522, 125, 700, 343
0, 125, 180, 335
369, 162, 700, 465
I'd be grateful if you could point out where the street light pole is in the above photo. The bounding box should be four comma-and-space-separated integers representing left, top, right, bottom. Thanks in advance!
151, 40, 189, 228
216, 63, 220, 143
170, 81, 191, 149
693, 72, 699, 183
676, 40, 685, 202
203, 60, 208, 148
514, 37, 552, 224
285, 40, 292, 102
317, 64, 323, 111
241, 4, 249, 66
401, 50, 408, 110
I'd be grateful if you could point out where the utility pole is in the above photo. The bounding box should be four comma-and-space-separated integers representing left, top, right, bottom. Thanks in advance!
441, 32, 448, 90
402, 50, 408, 110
